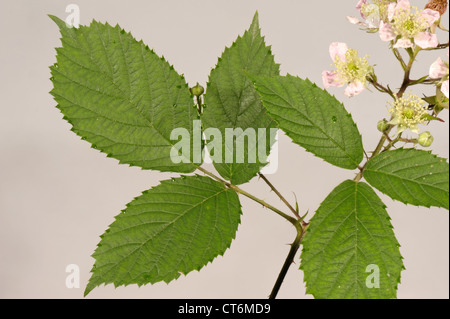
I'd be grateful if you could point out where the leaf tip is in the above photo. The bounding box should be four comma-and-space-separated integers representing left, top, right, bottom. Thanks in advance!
249, 11, 260, 35
83, 283, 94, 297
48, 14, 67, 30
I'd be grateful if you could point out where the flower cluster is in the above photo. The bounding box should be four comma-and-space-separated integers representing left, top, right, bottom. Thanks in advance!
322, 42, 374, 97
348, 0, 441, 49
324, 0, 447, 145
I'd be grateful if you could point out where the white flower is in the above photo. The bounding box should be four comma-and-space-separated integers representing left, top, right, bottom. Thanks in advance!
379, 0, 440, 49
388, 93, 429, 133
322, 42, 374, 97
347, 0, 393, 29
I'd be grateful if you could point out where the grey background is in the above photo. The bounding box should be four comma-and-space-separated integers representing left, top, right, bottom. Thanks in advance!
0, 0, 448, 298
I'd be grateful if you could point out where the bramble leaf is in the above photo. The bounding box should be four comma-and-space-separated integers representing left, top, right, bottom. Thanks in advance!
85, 175, 242, 296
50, 15, 198, 173
300, 180, 404, 299
364, 148, 449, 210
202, 12, 280, 185
252, 75, 364, 170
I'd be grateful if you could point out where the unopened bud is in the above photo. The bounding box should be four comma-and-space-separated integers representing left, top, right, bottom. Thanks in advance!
418, 131, 434, 147
377, 119, 390, 132
190, 83, 204, 96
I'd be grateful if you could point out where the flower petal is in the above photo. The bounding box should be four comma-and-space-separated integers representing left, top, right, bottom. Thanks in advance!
388, 117, 400, 125
356, 0, 367, 18
441, 80, 449, 99
396, 125, 407, 134
387, 2, 397, 21
346, 15, 366, 26
322, 70, 344, 88
365, 6, 381, 28
344, 81, 365, 97
421, 9, 440, 27
429, 57, 449, 79
329, 42, 348, 62
410, 125, 420, 134
394, 38, 414, 48
396, 0, 411, 11
379, 21, 396, 41
388, 0, 410, 20
414, 32, 438, 49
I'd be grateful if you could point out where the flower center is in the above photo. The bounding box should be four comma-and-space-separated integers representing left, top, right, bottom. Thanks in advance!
402, 107, 415, 119
392, 7, 428, 38
347, 62, 359, 74
334, 49, 373, 84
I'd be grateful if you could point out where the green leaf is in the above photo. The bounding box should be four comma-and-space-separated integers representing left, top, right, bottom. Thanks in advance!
300, 180, 404, 299
85, 175, 242, 296
364, 148, 449, 210
252, 75, 364, 170
202, 12, 280, 185
420, 114, 444, 122
49, 16, 198, 173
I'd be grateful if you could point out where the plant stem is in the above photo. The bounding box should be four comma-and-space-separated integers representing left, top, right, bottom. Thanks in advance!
193, 91, 296, 222
392, 47, 407, 70
196, 166, 307, 298
373, 126, 393, 156
423, 42, 449, 51
409, 78, 440, 86
196, 166, 298, 225
369, 79, 396, 99
383, 134, 400, 151
269, 222, 305, 299
258, 173, 301, 219
397, 47, 419, 98
196, 95, 203, 115
376, 49, 418, 152
358, 47, 420, 180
